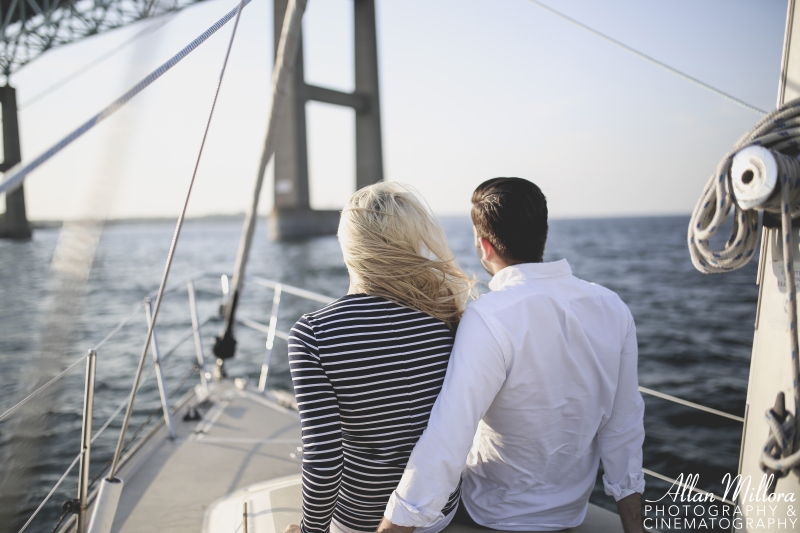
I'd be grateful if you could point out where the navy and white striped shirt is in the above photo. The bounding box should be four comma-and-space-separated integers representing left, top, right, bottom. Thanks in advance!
289, 294, 461, 533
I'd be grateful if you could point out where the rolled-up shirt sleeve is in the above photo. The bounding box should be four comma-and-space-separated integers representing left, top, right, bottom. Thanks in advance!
598, 310, 646, 500
384, 307, 507, 527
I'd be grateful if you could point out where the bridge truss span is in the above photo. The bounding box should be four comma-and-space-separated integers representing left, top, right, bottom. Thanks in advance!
0, 0, 207, 77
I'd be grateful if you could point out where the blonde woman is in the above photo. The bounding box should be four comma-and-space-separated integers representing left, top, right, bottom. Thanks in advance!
284, 182, 474, 533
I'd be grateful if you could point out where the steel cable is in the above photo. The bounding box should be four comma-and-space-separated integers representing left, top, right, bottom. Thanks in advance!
0, 354, 87, 423
0, 0, 251, 197
89, 365, 198, 491
525, 0, 767, 116
18, 16, 175, 110
107, 0, 247, 480
0, 301, 143, 424
16, 451, 82, 533
16, 312, 210, 533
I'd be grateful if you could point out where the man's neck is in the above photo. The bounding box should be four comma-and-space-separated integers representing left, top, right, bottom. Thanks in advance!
488, 259, 543, 276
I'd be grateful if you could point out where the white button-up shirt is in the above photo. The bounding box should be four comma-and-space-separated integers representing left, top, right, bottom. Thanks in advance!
384, 260, 645, 531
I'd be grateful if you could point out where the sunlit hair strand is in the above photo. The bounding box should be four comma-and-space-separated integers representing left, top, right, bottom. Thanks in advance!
338, 182, 475, 330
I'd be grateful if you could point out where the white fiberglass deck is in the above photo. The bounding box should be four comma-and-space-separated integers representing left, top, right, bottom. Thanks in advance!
90, 381, 623, 533
106, 382, 303, 533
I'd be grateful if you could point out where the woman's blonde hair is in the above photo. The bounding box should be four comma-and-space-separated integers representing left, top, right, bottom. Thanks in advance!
338, 182, 475, 330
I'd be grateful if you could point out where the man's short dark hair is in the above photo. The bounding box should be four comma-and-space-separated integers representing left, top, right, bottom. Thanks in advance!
471, 177, 548, 264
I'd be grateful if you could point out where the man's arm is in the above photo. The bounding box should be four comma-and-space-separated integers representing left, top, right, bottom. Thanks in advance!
598, 310, 645, 533
616, 493, 643, 533
380, 308, 507, 530
375, 519, 414, 533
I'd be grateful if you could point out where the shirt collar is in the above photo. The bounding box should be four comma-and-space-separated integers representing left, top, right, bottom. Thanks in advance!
488, 259, 572, 291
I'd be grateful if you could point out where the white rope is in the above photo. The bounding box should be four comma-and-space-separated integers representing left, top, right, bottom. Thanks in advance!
91, 301, 143, 351
688, 96, 800, 482
688, 97, 800, 273
0, 0, 252, 197
638, 386, 743, 423
762, 408, 800, 474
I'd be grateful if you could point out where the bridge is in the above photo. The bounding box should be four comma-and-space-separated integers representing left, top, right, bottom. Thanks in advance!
0, 0, 383, 239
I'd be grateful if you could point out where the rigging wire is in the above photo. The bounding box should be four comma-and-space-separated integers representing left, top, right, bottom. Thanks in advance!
18, 16, 175, 110
16, 450, 82, 533
107, 0, 248, 480
0, 0, 252, 198
526, 0, 769, 116
15, 318, 205, 533
0, 353, 87, 423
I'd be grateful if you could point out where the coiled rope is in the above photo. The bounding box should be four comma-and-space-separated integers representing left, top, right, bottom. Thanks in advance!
762, 393, 800, 478
688, 96, 800, 482
688, 97, 800, 274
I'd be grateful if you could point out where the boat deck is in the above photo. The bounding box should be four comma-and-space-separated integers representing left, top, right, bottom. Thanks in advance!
96, 381, 624, 533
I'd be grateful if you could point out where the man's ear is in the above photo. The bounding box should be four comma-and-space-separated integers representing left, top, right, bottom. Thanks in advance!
479, 237, 495, 262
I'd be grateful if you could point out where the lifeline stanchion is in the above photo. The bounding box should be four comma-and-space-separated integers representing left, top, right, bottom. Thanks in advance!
144, 298, 176, 439
77, 349, 97, 533
188, 279, 210, 394
258, 284, 282, 392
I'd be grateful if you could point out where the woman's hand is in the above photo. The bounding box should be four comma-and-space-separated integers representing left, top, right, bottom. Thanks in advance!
283, 524, 302, 533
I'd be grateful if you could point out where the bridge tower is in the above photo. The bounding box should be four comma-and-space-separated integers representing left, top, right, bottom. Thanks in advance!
0, 85, 30, 240
0, 0, 206, 240
269, 0, 383, 240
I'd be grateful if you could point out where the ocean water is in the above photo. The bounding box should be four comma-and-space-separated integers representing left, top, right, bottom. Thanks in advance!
0, 215, 756, 533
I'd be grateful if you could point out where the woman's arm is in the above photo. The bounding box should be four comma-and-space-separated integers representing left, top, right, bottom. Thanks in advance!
289, 317, 344, 533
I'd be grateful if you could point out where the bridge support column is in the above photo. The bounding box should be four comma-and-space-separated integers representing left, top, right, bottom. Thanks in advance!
0, 85, 31, 240
354, 0, 383, 190
269, 0, 383, 241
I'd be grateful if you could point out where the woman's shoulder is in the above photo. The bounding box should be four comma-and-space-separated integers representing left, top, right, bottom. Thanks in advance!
302, 293, 449, 325
302, 293, 393, 323
296, 294, 453, 339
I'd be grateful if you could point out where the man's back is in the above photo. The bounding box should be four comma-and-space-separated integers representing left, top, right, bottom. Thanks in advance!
385, 260, 645, 531
462, 260, 644, 529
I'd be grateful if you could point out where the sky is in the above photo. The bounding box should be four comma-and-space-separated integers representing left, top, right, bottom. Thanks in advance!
2, 0, 789, 220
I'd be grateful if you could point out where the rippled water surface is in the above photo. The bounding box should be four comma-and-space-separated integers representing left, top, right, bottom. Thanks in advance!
0, 215, 757, 532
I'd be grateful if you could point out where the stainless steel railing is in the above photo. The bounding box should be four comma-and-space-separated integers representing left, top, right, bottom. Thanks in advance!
5, 271, 748, 532
8, 271, 336, 533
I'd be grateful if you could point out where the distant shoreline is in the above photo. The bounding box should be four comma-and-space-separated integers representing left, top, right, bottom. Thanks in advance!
29, 213, 250, 229
29, 212, 691, 230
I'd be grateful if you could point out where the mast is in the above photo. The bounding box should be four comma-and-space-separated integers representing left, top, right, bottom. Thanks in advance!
736, 1, 800, 529
213, 0, 308, 364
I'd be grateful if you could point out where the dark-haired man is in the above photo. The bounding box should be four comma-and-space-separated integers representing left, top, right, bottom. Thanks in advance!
377, 178, 645, 533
